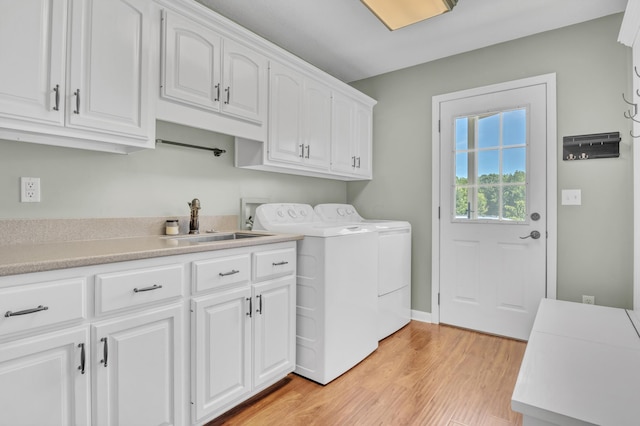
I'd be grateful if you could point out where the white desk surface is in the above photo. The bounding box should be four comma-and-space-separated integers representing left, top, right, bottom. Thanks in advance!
511, 299, 640, 426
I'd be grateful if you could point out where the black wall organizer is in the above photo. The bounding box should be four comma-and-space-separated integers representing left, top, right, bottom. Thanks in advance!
562, 132, 620, 161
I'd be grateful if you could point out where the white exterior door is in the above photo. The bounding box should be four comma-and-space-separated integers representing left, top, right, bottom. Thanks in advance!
437, 78, 552, 340
93, 304, 184, 426
0, 327, 90, 426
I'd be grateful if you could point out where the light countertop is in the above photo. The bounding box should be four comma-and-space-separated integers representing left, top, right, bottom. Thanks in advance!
0, 231, 303, 277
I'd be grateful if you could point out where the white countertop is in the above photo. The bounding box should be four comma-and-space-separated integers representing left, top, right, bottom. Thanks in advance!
511, 299, 640, 426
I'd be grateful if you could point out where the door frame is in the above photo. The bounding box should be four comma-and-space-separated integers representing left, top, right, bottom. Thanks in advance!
431, 73, 558, 323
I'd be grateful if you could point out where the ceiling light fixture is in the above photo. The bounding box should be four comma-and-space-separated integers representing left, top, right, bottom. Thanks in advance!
361, 0, 458, 31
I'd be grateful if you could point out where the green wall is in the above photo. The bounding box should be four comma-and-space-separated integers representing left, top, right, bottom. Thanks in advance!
349, 13, 633, 312
0, 121, 346, 219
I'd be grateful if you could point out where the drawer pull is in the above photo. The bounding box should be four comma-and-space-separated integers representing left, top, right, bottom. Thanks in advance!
272, 261, 289, 266
101, 337, 108, 367
78, 343, 86, 375
219, 269, 240, 277
4, 305, 49, 317
133, 284, 163, 293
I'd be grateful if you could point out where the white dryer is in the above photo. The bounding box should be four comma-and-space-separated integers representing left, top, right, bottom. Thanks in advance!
253, 203, 378, 385
314, 204, 411, 340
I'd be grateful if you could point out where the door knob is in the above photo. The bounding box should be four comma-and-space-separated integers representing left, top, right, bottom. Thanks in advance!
520, 230, 541, 240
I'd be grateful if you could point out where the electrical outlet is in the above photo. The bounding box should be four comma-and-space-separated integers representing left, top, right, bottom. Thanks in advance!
20, 177, 41, 203
582, 295, 595, 305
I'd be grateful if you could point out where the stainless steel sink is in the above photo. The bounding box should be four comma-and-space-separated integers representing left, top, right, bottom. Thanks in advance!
165, 232, 269, 244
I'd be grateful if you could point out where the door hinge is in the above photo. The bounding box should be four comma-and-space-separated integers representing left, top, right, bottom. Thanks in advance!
438, 293, 440, 305
438, 120, 441, 133
438, 206, 440, 219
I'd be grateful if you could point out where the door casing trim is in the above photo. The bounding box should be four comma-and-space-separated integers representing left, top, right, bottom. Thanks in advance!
431, 73, 558, 323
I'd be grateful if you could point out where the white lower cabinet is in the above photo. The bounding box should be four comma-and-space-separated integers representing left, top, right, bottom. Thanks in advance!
252, 276, 296, 388
0, 326, 91, 426
192, 286, 252, 421
191, 243, 296, 424
93, 303, 184, 426
0, 241, 296, 426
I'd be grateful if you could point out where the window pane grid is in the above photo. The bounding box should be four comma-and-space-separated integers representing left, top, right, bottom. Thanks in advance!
453, 108, 527, 222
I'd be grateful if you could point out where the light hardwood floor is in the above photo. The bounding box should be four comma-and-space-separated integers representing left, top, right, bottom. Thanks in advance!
207, 321, 526, 426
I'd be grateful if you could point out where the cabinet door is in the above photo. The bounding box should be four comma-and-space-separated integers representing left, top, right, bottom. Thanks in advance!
161, 9, 222, 112
222, 39, 267, 124
0, 327, 90, 426
93, 304, 184, 426
353, 102, 373, 178
253, 275, 295, 388
302, 79, 331, 170
67, 0, 151, 138
268, 62, 304, 164
330, 92, 357, 174
192, 287, 251, 422
0, 0, 66, 125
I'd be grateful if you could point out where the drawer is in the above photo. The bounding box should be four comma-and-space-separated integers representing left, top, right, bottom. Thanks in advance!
193, 254, 250, 293
95, 264, 183, 315
0, 278, 86, 337
253, 248, 296, 281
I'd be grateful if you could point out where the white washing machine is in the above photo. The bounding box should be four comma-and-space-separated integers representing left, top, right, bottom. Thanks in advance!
314, 204, 411, 340
253, 203, 379, 385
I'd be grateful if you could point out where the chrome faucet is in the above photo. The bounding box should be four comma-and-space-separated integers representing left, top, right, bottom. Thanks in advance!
188, 198, 201, 234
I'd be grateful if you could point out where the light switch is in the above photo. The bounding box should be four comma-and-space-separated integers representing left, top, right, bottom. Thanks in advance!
561, 189, 581, 205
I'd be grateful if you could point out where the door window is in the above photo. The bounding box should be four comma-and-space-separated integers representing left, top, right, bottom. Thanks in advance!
454, 108, 527, 222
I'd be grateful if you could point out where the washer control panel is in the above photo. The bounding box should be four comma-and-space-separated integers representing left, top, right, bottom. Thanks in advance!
256, 203, 316, 226
315, 204, 363, 222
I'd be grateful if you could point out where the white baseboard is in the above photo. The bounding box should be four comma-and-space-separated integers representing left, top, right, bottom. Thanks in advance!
411, 309, 432, 323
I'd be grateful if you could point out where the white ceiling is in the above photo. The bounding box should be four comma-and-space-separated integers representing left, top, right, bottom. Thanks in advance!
196, 0, 628, 83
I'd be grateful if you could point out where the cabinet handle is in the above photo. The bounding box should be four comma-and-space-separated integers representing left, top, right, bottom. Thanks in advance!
299, 144, 304, 158
4, 305, 48, 317
53, 84, 60, 111
133, 284, 162, 293
100, 337, 108, 367
352, 156, 356, 168
214, 83, 220, 102
73, 89, 80, 114
272, 261, 289, 266
246, 297, 252, 318
357, 157, 361, 168
219, 269, 239, 277
78, 343, 86, 375
305, 145, 310, 159
224, 86, 230, 104
256, 294, 263, 314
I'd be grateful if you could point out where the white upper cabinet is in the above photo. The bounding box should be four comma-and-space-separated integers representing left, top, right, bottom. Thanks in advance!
330, 92, 373, 179
0, 0, 66, 126
67, 0, 152, 139
159, 7, 268, 138
0, 0, 155, 153
161, 10, 222, 112
268, 62, 305, 165
222, 38, 267, 123
267, 63, 332, 171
